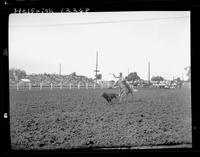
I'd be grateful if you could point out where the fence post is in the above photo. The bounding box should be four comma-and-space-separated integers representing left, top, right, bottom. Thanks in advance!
16, 83, 19, 91
86, 83, 88, 89
29, 83, 31, 90
69, 83, 72, 89
51, 83, 53, 90
93, 83, 96, 89
78, 83, 80, 89
40, 83, 42, 90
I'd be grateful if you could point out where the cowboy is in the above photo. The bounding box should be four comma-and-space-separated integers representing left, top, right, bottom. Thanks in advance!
113, 72, 124, 82
113, 72, 124, 97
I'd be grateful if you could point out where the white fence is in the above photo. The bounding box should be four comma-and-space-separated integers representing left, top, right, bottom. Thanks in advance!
9, 82, 113, 91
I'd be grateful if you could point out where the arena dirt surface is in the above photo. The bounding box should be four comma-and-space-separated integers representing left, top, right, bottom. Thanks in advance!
9, 88, 192, 150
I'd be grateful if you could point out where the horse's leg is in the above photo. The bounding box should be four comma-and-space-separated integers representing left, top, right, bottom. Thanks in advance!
124, 93, 127, 103
118, 88, 121, 97
131, 91, 134, 100
119, 91, 122, 102
119, 91, 124, 103
126, 92, 129, 103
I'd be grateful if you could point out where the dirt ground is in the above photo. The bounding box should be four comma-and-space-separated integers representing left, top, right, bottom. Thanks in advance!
9, 88, 192, 150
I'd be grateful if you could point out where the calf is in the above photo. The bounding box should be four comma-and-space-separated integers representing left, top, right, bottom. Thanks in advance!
101, 92, 118, 103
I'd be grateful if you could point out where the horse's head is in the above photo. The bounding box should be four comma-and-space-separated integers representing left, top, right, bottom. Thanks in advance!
114, 80, 127, 89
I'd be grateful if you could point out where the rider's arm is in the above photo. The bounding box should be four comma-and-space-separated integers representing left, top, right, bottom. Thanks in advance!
113, 74, 119, 78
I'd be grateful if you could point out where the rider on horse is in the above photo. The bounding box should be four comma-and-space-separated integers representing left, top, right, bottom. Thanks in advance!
113, 72, 134, 102
113, 72, 124, 97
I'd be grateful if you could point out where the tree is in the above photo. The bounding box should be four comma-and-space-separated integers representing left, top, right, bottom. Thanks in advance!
185, 66, 191, 82
174, 77, 181, 82
173, 77, 183, 88
9, 68, 26, 82
126, 72, 140, 82
71, 72, 76, 76
151, 76, 164, 82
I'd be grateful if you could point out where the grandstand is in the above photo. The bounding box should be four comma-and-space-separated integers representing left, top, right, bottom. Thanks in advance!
9, 72, 95, 87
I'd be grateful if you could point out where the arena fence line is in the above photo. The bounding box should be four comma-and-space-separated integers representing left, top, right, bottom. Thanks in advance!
9, 82, 112, 91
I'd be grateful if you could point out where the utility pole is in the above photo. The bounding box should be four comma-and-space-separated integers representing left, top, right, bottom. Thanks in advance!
94, 51, 100, 83
182, 73, 184, 81
59, 63, 61, 75
128, 68, 129, 76
148, 61, 150, 83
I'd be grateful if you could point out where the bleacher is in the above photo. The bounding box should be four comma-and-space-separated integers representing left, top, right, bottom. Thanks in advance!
9, 72, 95, 87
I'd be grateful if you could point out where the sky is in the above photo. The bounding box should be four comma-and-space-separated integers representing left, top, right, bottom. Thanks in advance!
9, 11, 190, 81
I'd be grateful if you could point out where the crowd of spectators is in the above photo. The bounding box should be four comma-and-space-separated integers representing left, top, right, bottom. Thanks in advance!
10, 72, 95, 87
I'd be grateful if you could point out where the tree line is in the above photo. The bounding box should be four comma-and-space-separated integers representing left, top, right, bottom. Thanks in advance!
9, 66, 191, 84
125, 65, 191, 83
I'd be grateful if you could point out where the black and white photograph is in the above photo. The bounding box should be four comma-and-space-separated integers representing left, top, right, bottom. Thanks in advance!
8, 11, 191, 150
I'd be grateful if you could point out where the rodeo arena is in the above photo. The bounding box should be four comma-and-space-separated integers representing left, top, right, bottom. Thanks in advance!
9, 53, 191, 150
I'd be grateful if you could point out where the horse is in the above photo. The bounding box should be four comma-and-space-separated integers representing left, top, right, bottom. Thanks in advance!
115, 80, 138, 102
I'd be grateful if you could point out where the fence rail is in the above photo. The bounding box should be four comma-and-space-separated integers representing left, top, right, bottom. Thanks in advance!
9, 82, 113, 91
9, 82, 190, 91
